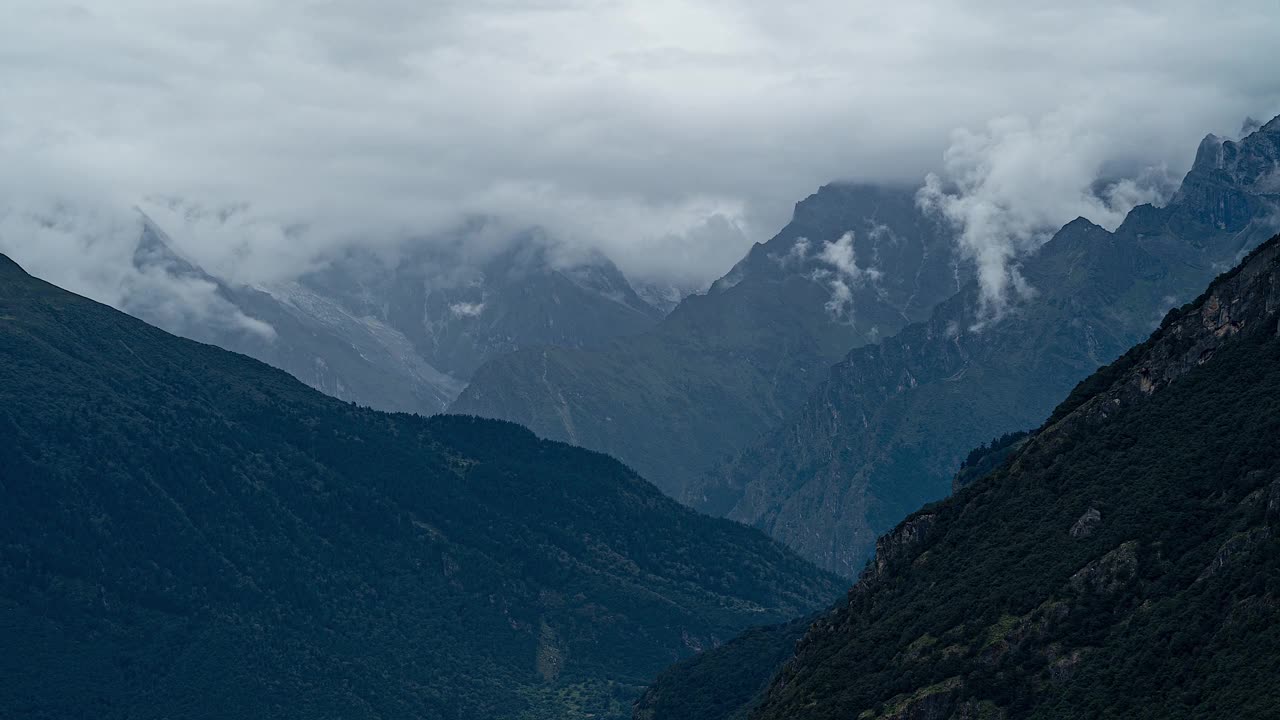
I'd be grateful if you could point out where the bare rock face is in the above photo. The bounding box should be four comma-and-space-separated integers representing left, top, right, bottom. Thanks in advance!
1069, 541, 1139, 596
865, 677, 962, 720
1070, 507, 1102, 538
860, 513, 938, 588
1198, 527, 1273, 582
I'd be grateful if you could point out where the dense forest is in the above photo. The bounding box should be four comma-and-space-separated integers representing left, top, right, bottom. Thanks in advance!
0, 253, 841, 720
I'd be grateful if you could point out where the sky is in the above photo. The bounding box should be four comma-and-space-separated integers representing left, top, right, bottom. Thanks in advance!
2, 0, 1279, 303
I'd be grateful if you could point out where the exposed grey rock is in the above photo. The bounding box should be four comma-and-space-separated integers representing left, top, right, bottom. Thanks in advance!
1198, 527, 1273, 581
1070, 541, 1139, 596
859, 513, 937, 588
1070, 508, 1102, 538
1046, 646, 1086, 683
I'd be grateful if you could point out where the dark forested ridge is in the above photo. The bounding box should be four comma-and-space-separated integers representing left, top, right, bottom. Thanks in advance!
0, 253, 841, 719
637, 233, 1280, 719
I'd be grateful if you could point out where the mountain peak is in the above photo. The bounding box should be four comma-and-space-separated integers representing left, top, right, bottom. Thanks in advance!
1191, 132, 1225, 172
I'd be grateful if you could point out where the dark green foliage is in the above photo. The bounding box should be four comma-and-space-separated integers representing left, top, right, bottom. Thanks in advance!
0, 254, 841, 720
960, 431, 1030, 470
952, 431, 1029, 492
634, 617, 814, 720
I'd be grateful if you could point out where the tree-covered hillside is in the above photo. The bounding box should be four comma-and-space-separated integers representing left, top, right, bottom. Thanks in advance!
638, 233, 1280, 720
0, 253, 841, 720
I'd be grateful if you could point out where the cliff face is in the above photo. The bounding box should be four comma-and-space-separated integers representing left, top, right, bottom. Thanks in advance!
692, 116, 1280, 575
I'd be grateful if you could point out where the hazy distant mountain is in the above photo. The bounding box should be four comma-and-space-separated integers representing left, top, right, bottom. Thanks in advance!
452, 183, 965, 497
639, 231, 1280, 720
690, 115, 1280, 575
0, 253, 840, 720
128, 221, 663, 415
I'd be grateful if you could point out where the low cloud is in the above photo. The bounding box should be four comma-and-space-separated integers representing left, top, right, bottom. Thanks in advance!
808, 231, 884, 319
917, 111, 1178, 319
449, 301, 486, 318
0, 198, 275, 339
0, 0, 1277, 322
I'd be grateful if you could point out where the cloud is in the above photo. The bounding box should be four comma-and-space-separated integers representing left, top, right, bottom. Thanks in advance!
810, 231, 883, 318
916, 111, 1179, 318
449, 301, 486, 318
0, 0, 1277, 307
0, 198, 275, 339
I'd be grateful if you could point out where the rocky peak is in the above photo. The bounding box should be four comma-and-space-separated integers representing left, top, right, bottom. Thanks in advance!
1186, 113, 1280, 193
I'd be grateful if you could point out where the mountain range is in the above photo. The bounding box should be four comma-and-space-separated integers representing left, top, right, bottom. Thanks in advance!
125, 218, 666, 416
686, 115, 1280, 574
453, 183, 966, 497
637, 229, 1280, 720
0, 253, 839, 719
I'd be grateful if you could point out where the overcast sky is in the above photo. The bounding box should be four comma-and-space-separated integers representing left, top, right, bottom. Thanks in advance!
2, 0, 1279, 295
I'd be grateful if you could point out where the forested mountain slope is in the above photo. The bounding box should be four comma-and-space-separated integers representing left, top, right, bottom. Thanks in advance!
0, 254, 840, 720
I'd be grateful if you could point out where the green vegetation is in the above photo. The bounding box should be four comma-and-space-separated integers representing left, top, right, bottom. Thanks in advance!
634, 617, 814, 720
0, 254, 841, 719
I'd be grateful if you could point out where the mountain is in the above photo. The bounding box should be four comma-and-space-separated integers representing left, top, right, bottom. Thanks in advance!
128, 219, 662, 416
453, 183, 964, 496
132, 218, 467, 414
0, 253, 841, 719
688, 115, 1280, 575
637, 230, 1280, 720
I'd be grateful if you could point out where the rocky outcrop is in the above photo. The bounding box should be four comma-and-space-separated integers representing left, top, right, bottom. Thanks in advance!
1070, 508, 1102, 538
860, 513, 938, 587
1199, 528, 1273, 582
1069, 541, 1139, 596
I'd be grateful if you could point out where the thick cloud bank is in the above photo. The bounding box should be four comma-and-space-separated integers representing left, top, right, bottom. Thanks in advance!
2, 1, 1278, 309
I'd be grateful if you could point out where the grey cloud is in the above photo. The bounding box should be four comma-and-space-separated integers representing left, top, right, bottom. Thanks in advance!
0, 0, 1278, 316
916, 110, 1182, 319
